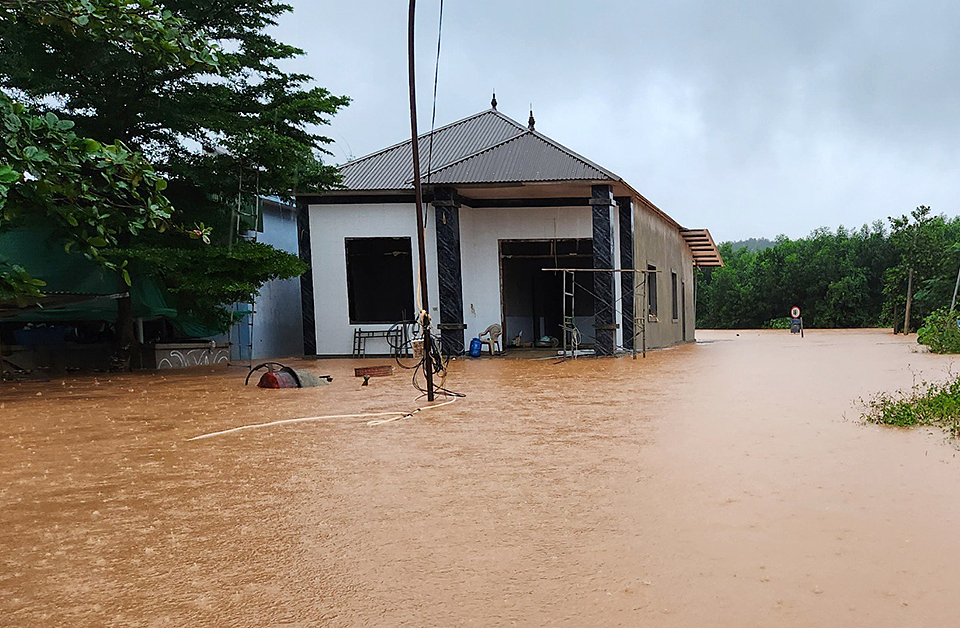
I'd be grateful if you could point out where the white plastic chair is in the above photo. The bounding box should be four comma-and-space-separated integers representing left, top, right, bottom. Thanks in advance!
479, 324, 502, 356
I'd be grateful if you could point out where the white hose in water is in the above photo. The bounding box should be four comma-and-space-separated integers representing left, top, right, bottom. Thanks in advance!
186, 396, 459, 441
365, 396, 457, 425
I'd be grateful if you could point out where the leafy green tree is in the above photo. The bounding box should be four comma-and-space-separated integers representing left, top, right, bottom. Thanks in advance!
0, 0, 215, 303
917, 308, 960, 354
0, 0, 347, 362
0, 0, 347, 221
0, 93, 173, 279
0, 0, 218, 66
899, 219, 960, 328
885, 206, 946, 332
0, 0, 224, 361
0, 263, 45, 307
108, 241, 306, 331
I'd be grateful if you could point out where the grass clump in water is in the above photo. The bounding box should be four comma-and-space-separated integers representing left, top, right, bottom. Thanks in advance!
863, 373, 960, 438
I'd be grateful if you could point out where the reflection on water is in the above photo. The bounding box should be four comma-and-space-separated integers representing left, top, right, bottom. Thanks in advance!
2, 329, 959, 627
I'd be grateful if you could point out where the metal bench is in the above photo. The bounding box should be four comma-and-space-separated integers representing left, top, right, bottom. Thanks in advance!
352, 326, 410, 357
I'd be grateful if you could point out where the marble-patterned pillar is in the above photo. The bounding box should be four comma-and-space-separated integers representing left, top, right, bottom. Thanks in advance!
616, 196, 635, 350
433, 189, 466, 354
296, 199, 316, 355
591, 185, 617, 356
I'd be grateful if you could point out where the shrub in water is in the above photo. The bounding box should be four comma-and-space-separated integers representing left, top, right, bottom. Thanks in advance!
863, 373, 960, 438
917, 309, 960, 354
763, 317, 792, 329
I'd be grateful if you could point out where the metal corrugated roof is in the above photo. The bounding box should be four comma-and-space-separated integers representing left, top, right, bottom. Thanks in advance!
320, 108, 723, 249
339, 109, 527, 190
416, 132, 616, 184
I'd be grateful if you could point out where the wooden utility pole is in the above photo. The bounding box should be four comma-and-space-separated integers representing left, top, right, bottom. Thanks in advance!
903, 267, 914, 334
407, 0, 435, 401
902, 215, 922, 335
950, 261, 960, 312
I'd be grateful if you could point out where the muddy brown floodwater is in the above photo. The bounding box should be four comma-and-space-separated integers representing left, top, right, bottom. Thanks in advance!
2, 329, 960, 627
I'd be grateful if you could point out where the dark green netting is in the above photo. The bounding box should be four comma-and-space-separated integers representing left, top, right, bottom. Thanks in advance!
1, 228, 217, 337
0, 227, 122, 296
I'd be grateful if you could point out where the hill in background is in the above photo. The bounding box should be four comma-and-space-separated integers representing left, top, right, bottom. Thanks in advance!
725, 237, 775, 252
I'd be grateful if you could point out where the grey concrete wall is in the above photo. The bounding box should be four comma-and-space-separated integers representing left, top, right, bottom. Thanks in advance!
633, 201, 696, 350
252, 203, 304, 359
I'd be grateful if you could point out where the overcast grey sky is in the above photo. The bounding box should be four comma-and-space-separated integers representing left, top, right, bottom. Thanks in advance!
275, 1, 960, 242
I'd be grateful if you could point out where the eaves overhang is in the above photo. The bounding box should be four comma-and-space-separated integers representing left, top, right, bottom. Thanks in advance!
680, 229, 724, 267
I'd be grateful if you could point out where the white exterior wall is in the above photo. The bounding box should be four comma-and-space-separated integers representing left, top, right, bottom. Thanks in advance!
307, 201, 692, 355
458, 205, 593, 344
308, 203, 439, 355
611, 205, 623, 348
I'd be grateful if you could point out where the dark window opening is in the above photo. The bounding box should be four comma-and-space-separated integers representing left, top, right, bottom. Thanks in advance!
647, 264, 658, 319
345, 237, 415, 323
671, 271, 679, 321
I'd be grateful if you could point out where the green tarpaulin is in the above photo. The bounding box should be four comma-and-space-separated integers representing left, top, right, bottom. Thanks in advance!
1, 228, 217, 337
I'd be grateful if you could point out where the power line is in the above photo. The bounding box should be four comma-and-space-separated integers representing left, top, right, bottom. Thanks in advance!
425, 0, 443, 188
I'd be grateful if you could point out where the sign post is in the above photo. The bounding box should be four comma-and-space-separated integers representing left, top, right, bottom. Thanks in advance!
790, 306, 803, 338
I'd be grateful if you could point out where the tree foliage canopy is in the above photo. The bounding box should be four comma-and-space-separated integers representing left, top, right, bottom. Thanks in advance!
0, 0, 347, 204
0, 0, 207, 301
0, 0, 347, 336
0, 94, 172, 269
0, 0, 219, 69
698, 211, 960, 331
106, 240, 305, 331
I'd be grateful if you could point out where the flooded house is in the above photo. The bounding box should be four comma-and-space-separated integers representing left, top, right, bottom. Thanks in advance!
296, 99, 722, 357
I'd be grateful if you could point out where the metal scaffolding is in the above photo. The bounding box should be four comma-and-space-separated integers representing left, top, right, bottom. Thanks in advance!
543, 268, 660, 360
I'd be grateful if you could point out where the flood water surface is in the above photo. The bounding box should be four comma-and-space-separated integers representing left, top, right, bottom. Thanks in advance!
2, 329, 959, 626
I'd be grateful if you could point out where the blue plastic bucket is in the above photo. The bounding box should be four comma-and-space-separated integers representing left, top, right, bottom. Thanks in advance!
469, 337, 482, 357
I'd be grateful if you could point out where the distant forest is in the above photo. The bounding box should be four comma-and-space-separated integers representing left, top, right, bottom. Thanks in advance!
696, 207, 960, 330
725, 238, 775, 253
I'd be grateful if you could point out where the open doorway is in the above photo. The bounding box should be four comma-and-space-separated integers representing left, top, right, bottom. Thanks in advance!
499, 239, 594, 348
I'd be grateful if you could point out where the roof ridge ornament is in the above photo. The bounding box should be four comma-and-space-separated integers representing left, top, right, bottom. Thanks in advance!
491, 91, 497, 110
528, 105, 535, 131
